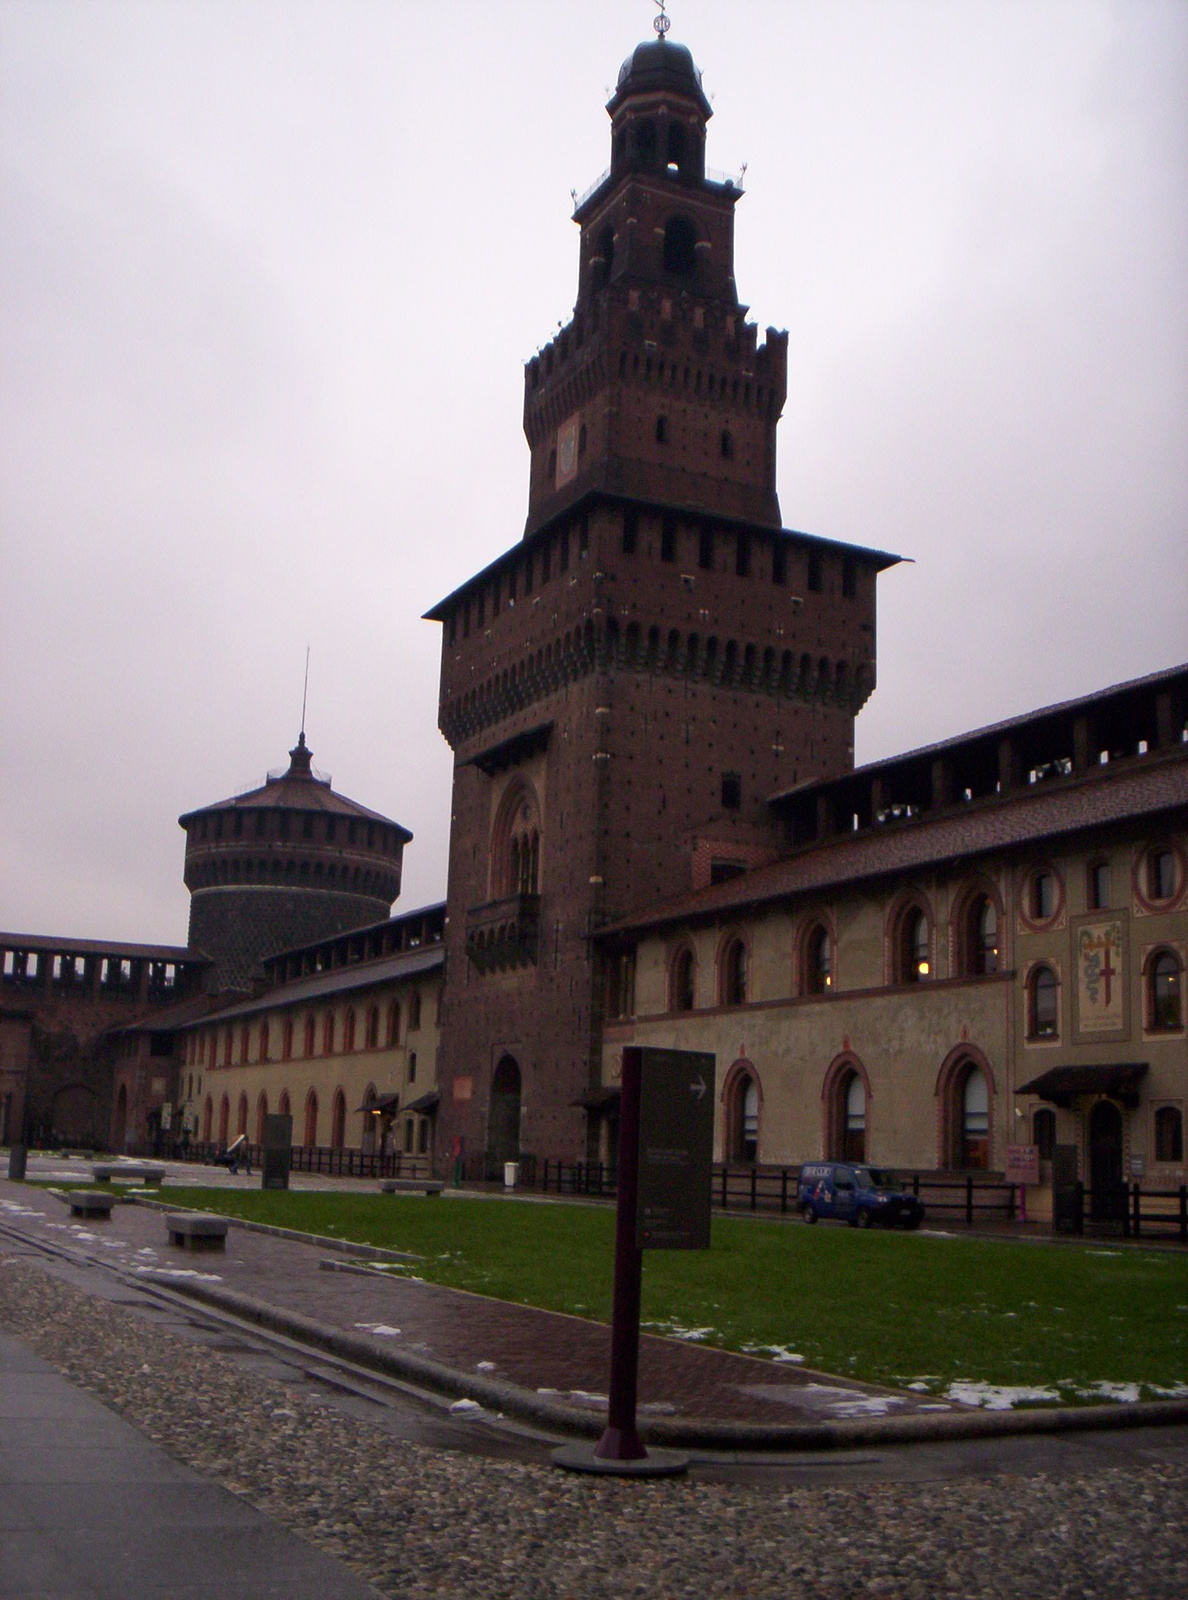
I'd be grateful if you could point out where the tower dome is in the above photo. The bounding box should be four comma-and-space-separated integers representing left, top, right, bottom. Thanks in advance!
179, 734, 412, 992
610, 36, 712, 118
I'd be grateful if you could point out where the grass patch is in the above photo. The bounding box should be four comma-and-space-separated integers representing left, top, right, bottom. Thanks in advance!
157, 1187, 1188, 1402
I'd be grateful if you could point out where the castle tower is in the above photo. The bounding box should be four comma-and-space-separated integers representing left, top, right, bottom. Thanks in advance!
428, 30, 899, 1173
179, 734, 411, 992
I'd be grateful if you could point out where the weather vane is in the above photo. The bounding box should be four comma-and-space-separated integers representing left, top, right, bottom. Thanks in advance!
654, 1, 671, 40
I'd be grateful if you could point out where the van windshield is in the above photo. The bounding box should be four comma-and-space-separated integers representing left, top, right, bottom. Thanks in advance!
866, 1168, 903, 1192
852, 1167, 873, 1189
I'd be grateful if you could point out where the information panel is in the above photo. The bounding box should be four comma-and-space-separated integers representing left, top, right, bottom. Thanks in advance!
635, 1048, 716, 1250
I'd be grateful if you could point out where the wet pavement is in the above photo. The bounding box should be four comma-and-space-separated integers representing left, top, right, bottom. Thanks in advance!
0, 1169, 955, 1435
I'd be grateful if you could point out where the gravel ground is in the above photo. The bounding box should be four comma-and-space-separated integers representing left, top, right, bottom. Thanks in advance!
2, 1252, 1185, 1599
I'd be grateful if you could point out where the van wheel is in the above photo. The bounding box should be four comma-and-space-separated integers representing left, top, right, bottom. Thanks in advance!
800, 1203, 817, 1224
855, 1210, 872, 1229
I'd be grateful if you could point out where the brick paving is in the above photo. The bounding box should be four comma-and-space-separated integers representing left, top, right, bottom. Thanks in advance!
0, 1176, 949, 1430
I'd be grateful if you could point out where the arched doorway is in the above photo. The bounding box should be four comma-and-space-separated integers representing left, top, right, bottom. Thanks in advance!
331, 1089, 346, 1150
488, 1056, 521, 1168
112, 1084, 128, 1153
1089, 1100, 1124, 1221
961, 1068, 989, 1169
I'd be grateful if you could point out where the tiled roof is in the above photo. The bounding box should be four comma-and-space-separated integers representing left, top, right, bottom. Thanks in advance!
179, 945, 444, 1029
605, 751, 1188, 937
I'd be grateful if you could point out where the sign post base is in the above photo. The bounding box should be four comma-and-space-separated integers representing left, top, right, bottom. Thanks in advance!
551, 1441, 688, 1478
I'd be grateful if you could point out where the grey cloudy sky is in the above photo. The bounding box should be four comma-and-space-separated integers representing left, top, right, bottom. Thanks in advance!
2, 0, 1185, 946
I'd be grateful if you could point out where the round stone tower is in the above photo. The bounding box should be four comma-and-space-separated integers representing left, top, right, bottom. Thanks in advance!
180, 734, 411, 992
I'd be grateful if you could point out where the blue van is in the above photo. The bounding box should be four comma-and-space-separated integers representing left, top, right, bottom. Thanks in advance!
797, 1162, 925, 1229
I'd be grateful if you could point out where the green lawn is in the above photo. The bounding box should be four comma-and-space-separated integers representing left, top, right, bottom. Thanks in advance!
158, 1187, 1188, 1405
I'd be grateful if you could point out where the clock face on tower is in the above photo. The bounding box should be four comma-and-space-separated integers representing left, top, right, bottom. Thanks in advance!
556, 416, 579, 488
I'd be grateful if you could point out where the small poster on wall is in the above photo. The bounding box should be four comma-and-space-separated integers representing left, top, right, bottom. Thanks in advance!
556, 416, 579, 488
1074, 915, 1127, 1040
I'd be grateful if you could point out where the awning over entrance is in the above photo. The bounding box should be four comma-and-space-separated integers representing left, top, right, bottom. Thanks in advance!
1016, 1063, 1148, 1109
572, 1087, 621, 1112
403, 1091, 440, 1115
356, 1091, 401, 1115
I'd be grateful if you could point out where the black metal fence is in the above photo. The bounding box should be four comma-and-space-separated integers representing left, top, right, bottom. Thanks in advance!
167, 1142, 433, 1182
1054, 1182, 1188, 1242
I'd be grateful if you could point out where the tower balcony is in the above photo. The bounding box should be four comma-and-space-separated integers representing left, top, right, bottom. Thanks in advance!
465, 894, 541, 973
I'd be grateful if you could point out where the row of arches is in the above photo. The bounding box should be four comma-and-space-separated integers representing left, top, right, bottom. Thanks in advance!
721, 1049, 997, 1172
186, 993, 424, 1070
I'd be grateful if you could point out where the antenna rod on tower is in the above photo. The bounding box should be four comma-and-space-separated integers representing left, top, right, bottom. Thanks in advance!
300, 646, 310, 739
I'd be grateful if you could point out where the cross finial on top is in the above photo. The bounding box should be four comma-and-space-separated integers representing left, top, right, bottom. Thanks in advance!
653, 0, 671, 40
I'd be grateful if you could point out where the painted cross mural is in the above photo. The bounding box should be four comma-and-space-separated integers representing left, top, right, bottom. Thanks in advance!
1076, 919, 1125, 1035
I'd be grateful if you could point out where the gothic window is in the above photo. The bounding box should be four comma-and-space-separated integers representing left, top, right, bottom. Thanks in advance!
1028, 965, 1059, 1038
331, 1089, 346, 1150
804, 924, 832, 994
303, 1015, 315, 1057
282, 1018, 293, 1060
960, 1068, 990, 1169
492, 779, 543, 900
386, 1000, 400, 1046
895, 905, 930, 983
366, 1005, 379, 1048
304, 1090, 318, 1149
963, 893, 999, 976
256, 1093, 269, 1146
259, 1020, 270, 1062
218, 1094, 230, 1146
1148, 950, 1183, 1031
237, 1094, 248, 1138
322, 1012, 335, 1055
344, 1009, 356, 1052
670, 946, 695, 1012
409, 991, 422, 1031
734, 1075, 759, 1163
843, 1074, 866, 1163
1155, 1106, 1184, 1163
721, 937, 747, 1007
408, 1051, 417, 1083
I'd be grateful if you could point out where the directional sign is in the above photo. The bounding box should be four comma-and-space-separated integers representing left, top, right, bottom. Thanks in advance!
636, 1047, 716, 1250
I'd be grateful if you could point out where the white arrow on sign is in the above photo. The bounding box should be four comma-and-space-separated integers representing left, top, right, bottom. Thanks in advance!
689, 1075, 707, 1103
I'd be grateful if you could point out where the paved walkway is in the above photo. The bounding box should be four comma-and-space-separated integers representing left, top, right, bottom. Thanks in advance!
0, 1331, 383, 1600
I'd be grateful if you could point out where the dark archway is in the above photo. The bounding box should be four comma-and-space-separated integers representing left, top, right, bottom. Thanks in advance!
1089, 1100, 1125, 1221
489, 1056, 522, 1168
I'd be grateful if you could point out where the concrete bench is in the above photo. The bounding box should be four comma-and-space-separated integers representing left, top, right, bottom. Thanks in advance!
165, 1212, 229, 1251
379, 1179, 445, 1197
65, 1189, 116, 1219
92, 1163, 166, 1186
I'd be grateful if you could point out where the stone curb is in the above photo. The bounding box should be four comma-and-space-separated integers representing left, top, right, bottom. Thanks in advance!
128, 1194, 421, 1263
140, 1267, 1188, 1453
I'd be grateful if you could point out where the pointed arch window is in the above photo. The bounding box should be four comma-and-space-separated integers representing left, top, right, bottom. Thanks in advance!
1028, 965, 1059, 1038
721, 937, 747, 1007
804, 924, 832, 994
1148, 951, 1182, 1031
671, 946, 696, 1012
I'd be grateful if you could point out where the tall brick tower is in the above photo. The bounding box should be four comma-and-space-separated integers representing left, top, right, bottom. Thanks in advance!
428, 29, 898, 1173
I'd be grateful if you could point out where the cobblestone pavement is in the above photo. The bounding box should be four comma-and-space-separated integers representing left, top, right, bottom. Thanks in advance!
2, 1250, 1186, 1598
2, 1178, 1188, 1598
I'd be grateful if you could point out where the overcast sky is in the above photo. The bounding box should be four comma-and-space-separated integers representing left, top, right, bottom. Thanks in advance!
2, 0, 1185, 947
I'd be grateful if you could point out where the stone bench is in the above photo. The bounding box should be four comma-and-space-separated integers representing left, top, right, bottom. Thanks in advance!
92, 1163, 166, 1186
165, 1212, 229, 1251
379, 1179, 445, 1197
65, 1189, 116, 1219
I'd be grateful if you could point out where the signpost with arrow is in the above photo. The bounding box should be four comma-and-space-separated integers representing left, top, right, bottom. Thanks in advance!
553, 1045, 716, 1477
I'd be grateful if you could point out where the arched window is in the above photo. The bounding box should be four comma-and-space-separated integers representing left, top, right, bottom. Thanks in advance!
662, 214, 697, 278
331, 1089, 346, 1150
896, 905, 930, 983
964, 894, 999, 976
322, 1012, 335, 1055
1149, 951, 1182, 1031
409, 991, 422, 1031
304, 1090, 318, 1149
256, 1092, 269, 1145
491, 779, 543, 900
344, 1009, 356, 1052
960, 1068, 989, 1169
278, 1089, 291, 1120
303, 1015, 315, 1057
239, 1024, 250, 1063
408, 1050, 417, 1083
218, 1094, 230, 1146
1029, 868, 1058, 922
386, 1000, 400, 1046
366, 1005, 379, 1048
259, 1020, 270, 1062
721, 937, 747, 1006
1148, 847, 1177, 903
202, 1096, 213, 1143
724, 1063, 761, 1163
670, 946, 695, 1012
236, 1093, 248, 1138
804, 924, 832, 994
1033, 1107, 1056, 1161
1155, 1106, 1184, 1163
1028, 965, 1059, 1038
843, 1074, 866, 1163
282, 1018, 293, 1060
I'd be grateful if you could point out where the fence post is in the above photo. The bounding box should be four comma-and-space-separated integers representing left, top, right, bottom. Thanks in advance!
966, 1175, 974, 1227
750, 1165, 758, 1212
